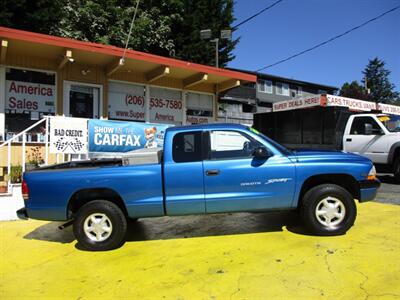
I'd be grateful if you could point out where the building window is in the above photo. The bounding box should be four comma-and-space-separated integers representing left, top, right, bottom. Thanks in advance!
276, 82, 290, 96
4, 68, 55, 141
186, 92, 214, 124
318, 89, 327, 95
297, 86, 302, 96
108, 81, 145, 122
150, 87, 183, 125
292, 86, 302, 98
258, 79, 272, 94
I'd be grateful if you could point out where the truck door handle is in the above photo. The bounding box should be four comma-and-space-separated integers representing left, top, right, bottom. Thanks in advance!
206, 169, 220, 176
346, 138, 352, 142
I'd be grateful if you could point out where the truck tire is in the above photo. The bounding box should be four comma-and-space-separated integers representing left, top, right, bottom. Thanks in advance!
300, 184, 356, 236
394, 157, 400, 183
73, 200, 127, 251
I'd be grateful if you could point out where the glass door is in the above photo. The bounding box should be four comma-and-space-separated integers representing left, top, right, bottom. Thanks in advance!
64, 83, 100, 119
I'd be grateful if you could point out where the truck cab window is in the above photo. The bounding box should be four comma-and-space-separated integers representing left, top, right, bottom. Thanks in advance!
172, 131, 202, 163
350, 117, 382, 135
209, 130, 261, 160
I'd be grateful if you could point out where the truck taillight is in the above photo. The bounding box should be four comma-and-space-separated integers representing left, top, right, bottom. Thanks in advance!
22, 180, 29, 200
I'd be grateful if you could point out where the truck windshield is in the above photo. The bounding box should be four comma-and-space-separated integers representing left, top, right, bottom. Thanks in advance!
248, 127, 292, 155
379, 115, 400, 132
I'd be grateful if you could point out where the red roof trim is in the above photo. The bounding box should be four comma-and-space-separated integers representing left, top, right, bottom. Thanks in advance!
0, 26, 256, 82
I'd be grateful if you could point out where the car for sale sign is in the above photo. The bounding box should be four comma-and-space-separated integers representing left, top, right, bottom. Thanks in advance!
88, 119, 170, 153
49, 117, 88, 154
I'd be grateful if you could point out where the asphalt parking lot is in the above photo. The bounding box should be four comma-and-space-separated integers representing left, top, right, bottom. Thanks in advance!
375, 174, 400, 205
1, 177, 399, 300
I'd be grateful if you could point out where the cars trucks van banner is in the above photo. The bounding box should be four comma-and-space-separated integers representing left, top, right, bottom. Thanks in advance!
88, 119, 170, 153
49, 117, 88, 154
326, 95, 376, 111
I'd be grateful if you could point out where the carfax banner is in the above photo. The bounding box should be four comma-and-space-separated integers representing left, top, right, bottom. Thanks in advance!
88, 119, 170, 153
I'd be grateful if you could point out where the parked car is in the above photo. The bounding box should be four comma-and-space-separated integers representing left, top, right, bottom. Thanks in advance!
18, 123, 380, 250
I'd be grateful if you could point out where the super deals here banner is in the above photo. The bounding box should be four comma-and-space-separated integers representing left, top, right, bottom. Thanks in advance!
88, 119, 170, 153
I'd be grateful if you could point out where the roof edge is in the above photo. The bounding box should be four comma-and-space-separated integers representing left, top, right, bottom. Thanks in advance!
0, 26, 256, 83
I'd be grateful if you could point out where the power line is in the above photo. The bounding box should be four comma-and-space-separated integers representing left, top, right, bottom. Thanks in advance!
233, 0, 283, 29
255, 4, 400, 72
122, 0, 141, 62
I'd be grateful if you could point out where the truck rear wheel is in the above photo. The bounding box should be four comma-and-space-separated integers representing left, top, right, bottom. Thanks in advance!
394, 157, 400, 183
300, 184, 356, 235
73, 200, 127, 251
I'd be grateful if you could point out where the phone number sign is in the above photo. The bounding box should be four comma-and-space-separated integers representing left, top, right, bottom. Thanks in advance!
150, 87, 183, 124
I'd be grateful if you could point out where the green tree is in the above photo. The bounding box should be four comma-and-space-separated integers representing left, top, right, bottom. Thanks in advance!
339, 81, 368, 100
0, 0, 65, 34
362, 57, 399, 104
0, 0, 238, 67
173, 0, 239, 67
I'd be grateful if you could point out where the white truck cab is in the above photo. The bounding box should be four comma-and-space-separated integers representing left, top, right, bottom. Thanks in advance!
343, 114, 400, 181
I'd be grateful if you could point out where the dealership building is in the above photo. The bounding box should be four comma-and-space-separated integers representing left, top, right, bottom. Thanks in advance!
0, 26, 255, 142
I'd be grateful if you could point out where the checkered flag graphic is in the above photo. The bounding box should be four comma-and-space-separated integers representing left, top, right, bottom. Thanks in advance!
53, 137, 84, 153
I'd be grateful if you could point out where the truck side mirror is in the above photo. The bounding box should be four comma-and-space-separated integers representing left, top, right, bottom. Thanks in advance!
253, 146, 270, 159
364, 123, 373, 135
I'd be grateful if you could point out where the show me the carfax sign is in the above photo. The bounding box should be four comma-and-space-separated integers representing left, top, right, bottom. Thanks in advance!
88, 119, 170, 153
49, 117, 88, 154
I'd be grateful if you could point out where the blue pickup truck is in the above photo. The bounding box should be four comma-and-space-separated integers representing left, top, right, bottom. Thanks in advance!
18, 123, 380, 250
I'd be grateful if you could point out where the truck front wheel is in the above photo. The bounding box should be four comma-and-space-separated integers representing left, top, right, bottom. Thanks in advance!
73, 200, 127, 251
300, 184, 356, 235
394, 157, 400, 183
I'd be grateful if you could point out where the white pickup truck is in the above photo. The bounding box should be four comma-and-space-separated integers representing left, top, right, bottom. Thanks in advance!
254, 97, 400, 182
343, 113, 400, 181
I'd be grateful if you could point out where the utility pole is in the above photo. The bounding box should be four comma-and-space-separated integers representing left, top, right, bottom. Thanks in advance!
210, 38, 219, 68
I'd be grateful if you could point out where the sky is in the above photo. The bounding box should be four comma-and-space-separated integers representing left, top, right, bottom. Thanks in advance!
229, 0, 400, 91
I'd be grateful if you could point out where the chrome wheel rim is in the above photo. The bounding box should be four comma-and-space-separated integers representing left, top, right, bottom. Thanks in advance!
315, 197, 346, 228
83, 213, 113, 242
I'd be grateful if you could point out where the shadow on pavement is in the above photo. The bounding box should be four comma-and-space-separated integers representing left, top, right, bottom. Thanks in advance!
377, 174, 398, 184
24, 211, 308, 247
125, 211, 303, 242
24, 221, 75, 243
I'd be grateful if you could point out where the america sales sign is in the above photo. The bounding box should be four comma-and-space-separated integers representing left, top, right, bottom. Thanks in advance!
6, 80, 56, 113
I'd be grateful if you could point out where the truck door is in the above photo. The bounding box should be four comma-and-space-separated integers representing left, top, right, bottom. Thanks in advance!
164, 130, 206, 215
203, 130, 296, 213
343, 116, 388, 163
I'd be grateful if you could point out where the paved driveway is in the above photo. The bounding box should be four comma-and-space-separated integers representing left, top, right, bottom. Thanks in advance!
1, 201, 399, 299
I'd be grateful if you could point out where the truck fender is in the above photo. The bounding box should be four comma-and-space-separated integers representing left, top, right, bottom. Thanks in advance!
388, 142, 400, 165
66, 187, 128, 219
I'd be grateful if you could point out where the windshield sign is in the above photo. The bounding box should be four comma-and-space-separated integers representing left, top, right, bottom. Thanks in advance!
379, 115, 400, 132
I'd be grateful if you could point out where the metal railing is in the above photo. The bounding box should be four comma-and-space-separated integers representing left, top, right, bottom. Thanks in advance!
0, 116, 50, 190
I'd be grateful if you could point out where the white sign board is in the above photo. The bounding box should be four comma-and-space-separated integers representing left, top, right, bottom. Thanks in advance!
272, 96, 322, 112
108, 82, 145, 121
6, 80, 55, 113
50, 117, 88, 154
377, 103, 400, 116
326, 95, 376, 111
150, 87, 183, 125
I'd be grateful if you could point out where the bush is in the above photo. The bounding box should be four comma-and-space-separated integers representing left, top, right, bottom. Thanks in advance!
10, 165, 22, 183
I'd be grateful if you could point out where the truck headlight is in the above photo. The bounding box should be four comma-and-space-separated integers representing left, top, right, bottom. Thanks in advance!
367, 166, 376, 181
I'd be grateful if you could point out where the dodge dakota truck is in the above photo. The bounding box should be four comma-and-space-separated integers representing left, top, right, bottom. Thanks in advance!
17, 123, 380, 251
